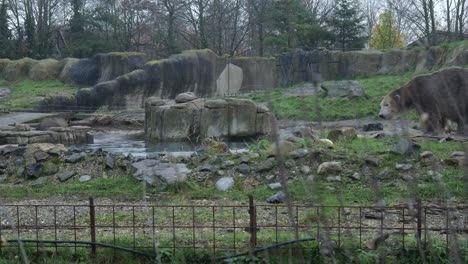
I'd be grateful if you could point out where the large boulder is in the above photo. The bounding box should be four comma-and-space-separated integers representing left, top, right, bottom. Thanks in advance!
131, 159, 190, 187
225, 98, 257, 137
321, 80, 366, 98
3, 58, 38, 81
29, 59, 63, 81
146, 97, 273, 141
175, 92, 198, 103
59, 58, 81, 83
37, 117, 69, 131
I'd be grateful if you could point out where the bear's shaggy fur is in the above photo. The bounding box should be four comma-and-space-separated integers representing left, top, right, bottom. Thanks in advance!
379, 67, 468, 132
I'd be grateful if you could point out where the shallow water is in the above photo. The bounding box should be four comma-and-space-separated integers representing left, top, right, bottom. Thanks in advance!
84, 130, 249, 157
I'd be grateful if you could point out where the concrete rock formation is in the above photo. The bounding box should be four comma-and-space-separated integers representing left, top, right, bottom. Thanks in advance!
3, 46, 468, 111
216, 63, 243, 95
0, 126, 93, 145
145, 96, 275, 141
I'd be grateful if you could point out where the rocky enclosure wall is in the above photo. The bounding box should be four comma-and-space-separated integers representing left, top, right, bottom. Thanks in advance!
276, 46, 468, 87
3, 45, 468, 110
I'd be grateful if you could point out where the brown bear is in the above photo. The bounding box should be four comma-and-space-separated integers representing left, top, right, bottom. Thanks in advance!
379, 67, 468, 132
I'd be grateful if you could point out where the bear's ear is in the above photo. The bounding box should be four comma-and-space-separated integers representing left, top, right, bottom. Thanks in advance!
394, 94, 400, 102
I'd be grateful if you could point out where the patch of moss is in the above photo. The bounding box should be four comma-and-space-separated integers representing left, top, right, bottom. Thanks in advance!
108, 52, 146, 58
0, 78, 77, 110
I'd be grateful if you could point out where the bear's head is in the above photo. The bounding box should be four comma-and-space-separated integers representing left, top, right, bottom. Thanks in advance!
379, 94, 402, 119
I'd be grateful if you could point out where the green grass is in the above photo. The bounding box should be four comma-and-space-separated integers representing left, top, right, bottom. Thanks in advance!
250, 73, 421, 121
0, 78, 78, 110
1, 176, 154, 200
438, 39, 468, 51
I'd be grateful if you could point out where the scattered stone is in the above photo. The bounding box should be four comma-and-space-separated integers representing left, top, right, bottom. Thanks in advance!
326, 176, 341, 182
131, 159, 190, 187
284, 159, 296, 169
266, 191, 286, 203
236, 164, 250, 174
349, 173, 360, 181
105, 155, 114, 169
0, 162, 7, 170
327, 127, 357, 141
364, 157, 379, 167
240, 155, 250, 164
445, 158, 464, 167
256, 160, 274, 173
420, 151, 433, 159
449, 151, 465, 158
402, 175, 414, 181
16, 167, 24, 177
390, 140, 421, 156
396, 163, 413, 170
365, 234, 390, 250
14, 124, 31, 131
215, 177, 234, 191
34, 151, 49, 162
317, 162, 342, 175
199, 163, 213, 172
44, 164, 59, 176
268, 183, 282, 190
363, 123, 383, 131
321, 80, 366, 98
0, 145, 24, 156
25, 163, 44, 179
0, 87, 10, 99
376, 167, 392, 180
209, 157, 222, 165
175, 92, 197, 103
267, 140, 296, 156
317, 138, 334, 147
65, 153, 85, 163
325, 186, 335, 191
428, 170, 443, 181
221, 160, 235, 169
249, 153, 260, 159
288, 148, 311, 159
30, 182, 45, 188
364, 212, 384, 220
300, 165, 311, 174
265, 174, 275, 180
216, 170, 224, 176
15, 158, 25, 166
79, 175, 92, 182
193, 148, 206, 156
57, 171, 76, 182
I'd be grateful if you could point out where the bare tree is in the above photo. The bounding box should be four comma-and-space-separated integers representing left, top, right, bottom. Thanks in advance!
246, 0, 269, 56
301, 0, 335, 25
454, 0, 467, 38
361, 0, 384, 44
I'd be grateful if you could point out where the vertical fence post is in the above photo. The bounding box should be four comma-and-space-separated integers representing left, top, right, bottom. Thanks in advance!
89, 197, 97, 257
248, 195, 257, 249
417, 198, 422, 243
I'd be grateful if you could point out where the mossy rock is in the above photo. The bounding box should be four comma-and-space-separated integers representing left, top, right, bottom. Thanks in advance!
3, 58, 38, 81
0, 58, 11, 77
59, 58, 81, 84
29, 59, 63, 81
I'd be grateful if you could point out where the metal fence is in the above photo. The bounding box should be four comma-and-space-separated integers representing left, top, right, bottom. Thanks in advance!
0, 197, 467, 259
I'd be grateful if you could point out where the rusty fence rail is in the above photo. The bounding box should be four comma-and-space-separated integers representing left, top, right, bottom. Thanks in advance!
0, 197, 467, 258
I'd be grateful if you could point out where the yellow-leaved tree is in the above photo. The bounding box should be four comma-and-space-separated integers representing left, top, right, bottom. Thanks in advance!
369, 12, 404, 50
